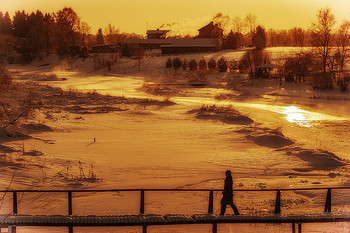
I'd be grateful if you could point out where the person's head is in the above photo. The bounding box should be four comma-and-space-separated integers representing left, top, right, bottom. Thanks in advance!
225, 170, 231, 177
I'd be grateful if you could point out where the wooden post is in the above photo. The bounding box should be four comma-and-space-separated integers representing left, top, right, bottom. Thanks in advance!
142, 225, 147, 233
274, 190, 281, 215
324, 188, 332, 213
292, 223, 296, 233
212, 223, 217, 233
68, 191, 73, 215
68, 226, 73, 233
8, 226, 16, 233
298, 223, 302, 233
12, 192, 17, 215
208, 190, 214, 214
140, 190, 145, 214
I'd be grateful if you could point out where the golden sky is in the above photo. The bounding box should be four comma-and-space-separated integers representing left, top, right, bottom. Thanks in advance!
2, 0, 350, 35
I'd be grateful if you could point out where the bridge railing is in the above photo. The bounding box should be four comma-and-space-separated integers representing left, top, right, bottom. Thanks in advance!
1, 186, 350, 216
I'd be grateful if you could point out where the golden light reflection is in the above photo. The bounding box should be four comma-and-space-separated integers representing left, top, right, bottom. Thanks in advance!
281, 106, 310, 127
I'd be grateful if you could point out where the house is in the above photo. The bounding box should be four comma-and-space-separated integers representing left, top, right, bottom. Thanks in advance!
198, 22, 223, 39
146, 29, 170, 39
124, 23, 224, 55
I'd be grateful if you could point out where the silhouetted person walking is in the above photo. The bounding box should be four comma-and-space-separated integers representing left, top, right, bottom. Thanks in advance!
220, 170, 239, 215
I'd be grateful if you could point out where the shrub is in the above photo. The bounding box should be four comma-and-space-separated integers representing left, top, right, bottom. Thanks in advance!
93, 57, 114, 71
228, 60, 238, 72
339, 76, 350, 92
217, 57, 228, 72
166, 58, 172, 68
208, 58, 217, 70
238, 49, 271, 78
0, 66, 12, 86
182, 59, 188, 70
313, 73, 334, 90
172, 57, 182, 70
283, 52, 314, 82
19, 53, 35, 65
188, 59, 198, 71
198, 58, 207, 70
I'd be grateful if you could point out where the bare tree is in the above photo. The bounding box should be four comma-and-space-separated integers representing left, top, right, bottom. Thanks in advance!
335, 20, 350, 72
212, 12, 231, 33
245, 14, 257, 45
80, 21, 91, 47
290, 27, 305, 47
245, 14, 257, 34
104, 23, 120, 44
310, 7, 336, 73
232, 16, 246, 34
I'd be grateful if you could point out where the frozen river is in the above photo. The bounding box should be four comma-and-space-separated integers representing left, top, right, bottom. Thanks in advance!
3, 60, 350, 232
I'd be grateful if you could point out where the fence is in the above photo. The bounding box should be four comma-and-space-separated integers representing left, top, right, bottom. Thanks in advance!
1, 186, 350, 233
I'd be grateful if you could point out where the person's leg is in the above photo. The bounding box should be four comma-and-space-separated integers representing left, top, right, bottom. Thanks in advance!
220, 203, 227, 215
229, 201, 240, 215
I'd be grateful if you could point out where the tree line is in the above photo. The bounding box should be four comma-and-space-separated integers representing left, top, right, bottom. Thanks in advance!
1, 6, 349, 77
210, 10, 350, 52
0, 7, 142, 62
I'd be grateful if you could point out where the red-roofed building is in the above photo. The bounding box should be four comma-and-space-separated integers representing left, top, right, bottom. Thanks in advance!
198, 22, 224, 39
124, 23, 224, 55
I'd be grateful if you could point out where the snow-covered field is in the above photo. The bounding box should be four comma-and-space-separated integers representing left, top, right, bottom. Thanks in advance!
1, 47, 350, 232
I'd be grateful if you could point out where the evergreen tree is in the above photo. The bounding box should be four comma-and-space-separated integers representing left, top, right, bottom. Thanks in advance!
27, 11, 46, 58
252, 25, 267, 50
55, 7, 81, 55
13, 10, 28, 37
0, 12, 12, 34
224, 30, 242, 49
96, 28, 104, 45
43, 13, 55, 56
310, 7, 336, 73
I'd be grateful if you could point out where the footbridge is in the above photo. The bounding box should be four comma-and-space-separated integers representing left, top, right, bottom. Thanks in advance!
1, 187, 349, 233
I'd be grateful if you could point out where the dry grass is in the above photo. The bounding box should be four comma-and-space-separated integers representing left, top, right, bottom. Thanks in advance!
189, 105, 254, 125
142, 83, 181, 96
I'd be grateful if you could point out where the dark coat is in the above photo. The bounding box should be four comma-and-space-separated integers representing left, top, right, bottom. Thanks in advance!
221, 175, 234, 204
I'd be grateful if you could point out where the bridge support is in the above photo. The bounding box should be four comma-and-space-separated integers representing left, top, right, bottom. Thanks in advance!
140, 190, 145, 214
68, 191, 73, 215
292, 223, 302, 233
212, 223, 217, 233
8, 226, 16, 233
324, 188, 332, 213
12, 192, 17, 215
142, 225, 147, 233
274, 190, 281, 214
208, 190, 214, 214
68, 226, 73, 233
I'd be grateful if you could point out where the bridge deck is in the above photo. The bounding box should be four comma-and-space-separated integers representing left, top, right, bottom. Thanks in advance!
1, 213, 350, 227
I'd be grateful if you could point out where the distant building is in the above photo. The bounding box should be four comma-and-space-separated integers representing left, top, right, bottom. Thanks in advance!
124, 23, 224, 55
161, 38, 221, 54
124, 38, 171, 50
146, 29, 170, 39
198, 22, 224, 39
90, 44, 119, 53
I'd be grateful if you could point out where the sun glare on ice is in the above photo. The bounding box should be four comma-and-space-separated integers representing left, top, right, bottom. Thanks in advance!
281, 106, 310, 127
